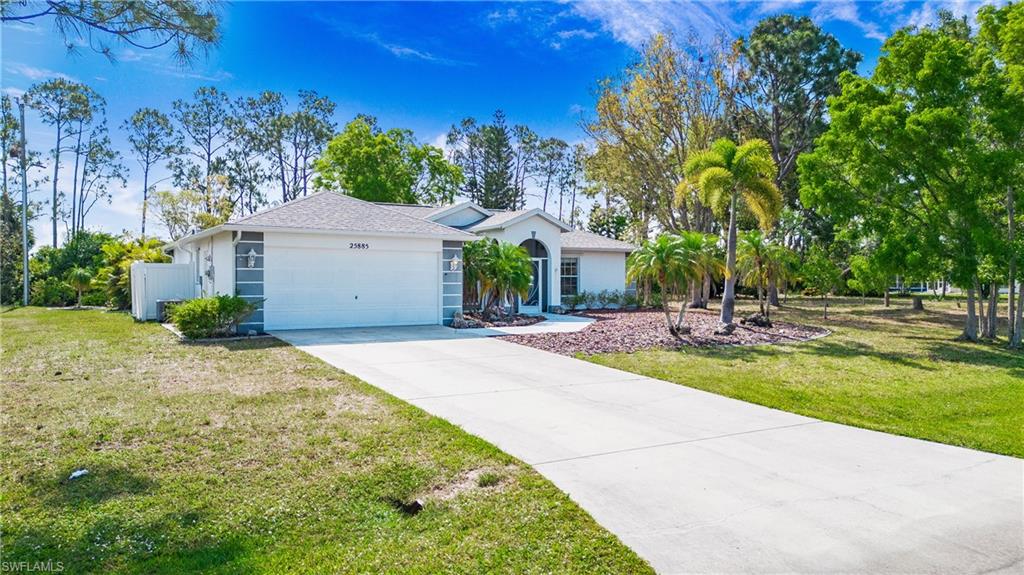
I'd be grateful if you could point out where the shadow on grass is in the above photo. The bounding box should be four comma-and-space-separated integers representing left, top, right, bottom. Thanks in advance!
697, 337, 938, 371
922, 341, 1024, 376
8, 511, 255, 575
28, 462, 158, 509
182, 337, 290, 352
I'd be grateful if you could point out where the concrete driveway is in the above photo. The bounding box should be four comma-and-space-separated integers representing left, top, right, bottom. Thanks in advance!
274, 325, 1023, 574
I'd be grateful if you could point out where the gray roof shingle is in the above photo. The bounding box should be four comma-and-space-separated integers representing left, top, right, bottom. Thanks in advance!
464, 210, 532, 231
560, 230, 636, 252
230, 192, 475, 238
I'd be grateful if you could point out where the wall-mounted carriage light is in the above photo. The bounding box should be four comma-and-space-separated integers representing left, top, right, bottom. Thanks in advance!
247, 248, 258, 269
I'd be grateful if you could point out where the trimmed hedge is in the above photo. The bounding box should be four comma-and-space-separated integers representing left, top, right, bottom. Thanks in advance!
170, 295, 258, 339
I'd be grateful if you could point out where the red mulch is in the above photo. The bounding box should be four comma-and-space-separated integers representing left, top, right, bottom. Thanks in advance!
502, 308, 828, 355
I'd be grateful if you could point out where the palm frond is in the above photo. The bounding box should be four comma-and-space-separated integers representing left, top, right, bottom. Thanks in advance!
741, 177, 783, 231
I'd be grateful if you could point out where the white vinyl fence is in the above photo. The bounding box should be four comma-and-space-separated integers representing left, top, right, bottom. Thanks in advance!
130, 262, 196, 321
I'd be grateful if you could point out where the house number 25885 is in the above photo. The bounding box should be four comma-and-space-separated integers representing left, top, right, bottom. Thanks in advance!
349, 242, 370, 249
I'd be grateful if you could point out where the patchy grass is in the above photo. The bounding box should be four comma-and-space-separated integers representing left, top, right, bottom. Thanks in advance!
589, 297, 1023, 458
0, 308, 651, 574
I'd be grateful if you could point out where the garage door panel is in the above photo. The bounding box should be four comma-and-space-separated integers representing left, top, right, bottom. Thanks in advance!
264, 245, 439, 329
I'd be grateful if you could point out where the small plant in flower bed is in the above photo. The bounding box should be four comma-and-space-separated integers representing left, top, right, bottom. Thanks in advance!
169, 295, 258, 339
451, 309, 546, 328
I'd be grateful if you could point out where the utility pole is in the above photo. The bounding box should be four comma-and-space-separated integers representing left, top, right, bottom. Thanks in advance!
18, 97, 29, 306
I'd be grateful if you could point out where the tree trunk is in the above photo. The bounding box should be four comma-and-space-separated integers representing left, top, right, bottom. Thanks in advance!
701, 274, 711, 309
883, 290, 890, 308
1012, 287, 1024, 348
985, 285, 998, 339
976, 279, 988, 337
1008, 185, 1016, 339
961, 287, 978, 342
51, 123, 62, 248
912, 296, 924, 311
822, 295, 828, 320
768, 276, 780, 307
720, 190, 738, 328
141, 165, 150, 238
688, 279, 701, 308
661, 284, 676, 336
70, 121, 83, 236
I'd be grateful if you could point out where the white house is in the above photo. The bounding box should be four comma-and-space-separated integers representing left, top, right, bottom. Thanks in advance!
163, 191, 634, 332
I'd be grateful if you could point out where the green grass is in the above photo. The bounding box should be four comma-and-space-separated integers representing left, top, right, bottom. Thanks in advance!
589, 297, 1023, 458
0, 307, 651, 574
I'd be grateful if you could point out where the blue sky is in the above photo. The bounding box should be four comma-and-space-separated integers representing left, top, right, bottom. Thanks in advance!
0, 0, 1001, 242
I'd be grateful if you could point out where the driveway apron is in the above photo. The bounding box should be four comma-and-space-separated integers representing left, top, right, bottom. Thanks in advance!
274, 325, 1023, 575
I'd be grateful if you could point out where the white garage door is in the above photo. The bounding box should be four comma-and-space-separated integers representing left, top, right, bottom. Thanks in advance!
264, 245, 439, 330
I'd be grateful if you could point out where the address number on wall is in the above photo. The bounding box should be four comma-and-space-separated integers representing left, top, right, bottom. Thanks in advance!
349, 242, 370, 249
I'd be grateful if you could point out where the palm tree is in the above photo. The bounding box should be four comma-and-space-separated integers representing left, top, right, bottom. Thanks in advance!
461, 239, 488, 310
766, 242, 800, 305
66, 267, 93, 309
685, 138, 782, 333
480, 240, 533, 317
737, 230, 771, 320
679, 231, 724, 309
627, 235, 695, 336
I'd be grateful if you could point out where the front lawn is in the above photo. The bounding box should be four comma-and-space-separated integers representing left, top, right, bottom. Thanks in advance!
0, 308, 651, 574
589, 297, 1023, 458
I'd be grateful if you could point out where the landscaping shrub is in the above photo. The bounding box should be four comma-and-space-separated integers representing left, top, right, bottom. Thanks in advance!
563, 293, 583, 311
582, 291, 599, 309
170, 295, 258, 339
96, 237, 170, 310
79, 289, 108, 307
597, 289, 618, 309
29, 277, 74, 306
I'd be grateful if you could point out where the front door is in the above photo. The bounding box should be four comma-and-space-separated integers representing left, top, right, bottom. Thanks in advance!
519, 258, 545, 315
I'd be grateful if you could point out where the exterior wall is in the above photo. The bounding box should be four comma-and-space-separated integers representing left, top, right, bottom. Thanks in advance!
211, 232, 234, 296
441, 241, 463, 325
262, 232, 444, 330
477, 216, 563, 310
563, 251, 628, 294
434, 207, 488, 228
235, 231, 264, 334
178, 231, 235, 297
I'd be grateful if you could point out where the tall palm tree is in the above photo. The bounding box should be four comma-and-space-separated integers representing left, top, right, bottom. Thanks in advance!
685, 138, 782, 332
627, 234, 695, 336
737, 230, 771, 319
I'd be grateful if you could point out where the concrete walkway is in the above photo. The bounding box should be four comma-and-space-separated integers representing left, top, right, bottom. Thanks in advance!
460, 311, 595, 336
274, 326, 1023, 574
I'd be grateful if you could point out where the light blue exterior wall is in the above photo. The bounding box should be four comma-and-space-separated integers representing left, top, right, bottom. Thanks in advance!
442, 241, 463, 325
235, 231, 264, 334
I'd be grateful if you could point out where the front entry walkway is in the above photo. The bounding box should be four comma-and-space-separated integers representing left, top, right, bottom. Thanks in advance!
274, 326, 1022, 574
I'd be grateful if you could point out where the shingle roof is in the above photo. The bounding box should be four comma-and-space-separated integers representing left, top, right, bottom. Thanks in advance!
560, 230, 636, 252
230, 192, 475, 238
373, 203, 441, 219
464, 210, 531, 231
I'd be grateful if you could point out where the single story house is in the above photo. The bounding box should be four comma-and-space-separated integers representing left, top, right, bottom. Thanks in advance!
163, 191, 635, 332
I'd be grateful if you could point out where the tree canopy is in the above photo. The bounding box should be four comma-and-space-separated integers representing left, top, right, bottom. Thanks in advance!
314, 116, 462, 205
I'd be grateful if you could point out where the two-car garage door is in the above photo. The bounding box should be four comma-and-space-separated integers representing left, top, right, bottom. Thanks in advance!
263, 238, 440, 330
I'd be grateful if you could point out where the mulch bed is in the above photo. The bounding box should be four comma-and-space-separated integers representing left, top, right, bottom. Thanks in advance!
502, 308, 828, 355
452, 312, 547, 329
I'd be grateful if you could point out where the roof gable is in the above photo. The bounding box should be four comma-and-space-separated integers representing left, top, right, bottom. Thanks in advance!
467, 208, 572, 232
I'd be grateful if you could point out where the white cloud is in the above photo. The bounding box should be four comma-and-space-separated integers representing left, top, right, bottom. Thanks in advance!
3, 87, 26, 99
568, 0, 736, 48
811, 0, 887, 41
556, 28, 599, 40
900, 0, 998, 30
152, 65, 233, 82
4, 63, 78, 82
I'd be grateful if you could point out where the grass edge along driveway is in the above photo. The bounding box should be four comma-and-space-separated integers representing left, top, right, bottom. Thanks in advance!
588, 297, 1023, 459
0, 307, 652, 574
